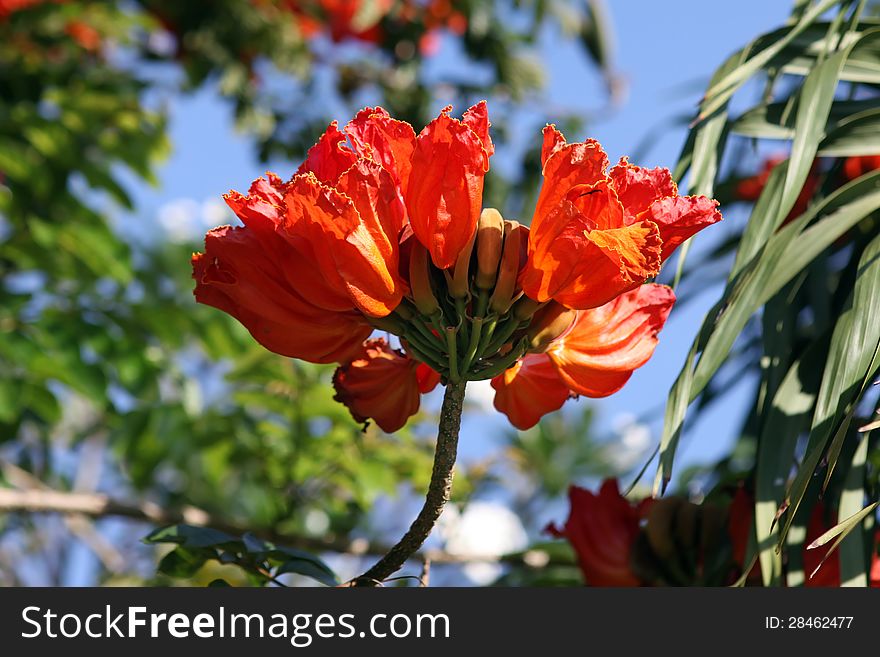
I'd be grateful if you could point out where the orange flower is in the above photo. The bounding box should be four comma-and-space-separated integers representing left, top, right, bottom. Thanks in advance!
278, 0, 393, 43
520, 126, 721, 309
193, 176, 373, 363
547, 479, 652, 587
332, 338, 440, 432
404, 103, 493, 269
492, 284, 675, 429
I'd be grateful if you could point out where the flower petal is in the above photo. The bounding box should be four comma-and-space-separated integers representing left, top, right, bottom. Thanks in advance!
549, 480, 644, 586
192, 229, 369, 363
490, 353, 571, 430
609, 157, 678, 221
541, 124, 567, 167
345, 106, 417, 191
520, 185, 662, 309
547, 283, 675, 396
332, 339, 425, 433
645, 195, 722, 261
223, 176, 354, 312
335, 157, 407, 273
533, 129, 608, 235
416, 362, 442, 393
296, 121, 358, 185
406, 106, 490, 269
461, 100, 495, 157
281, 173, 405, 317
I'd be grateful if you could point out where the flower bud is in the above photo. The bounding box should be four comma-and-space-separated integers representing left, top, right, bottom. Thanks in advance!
475, 208, 504, 290
408, 241, 440, 316
449, 227, 476, 299
513, 296, 542, 322
527, 302, 576, 351
488, 220, 528, 314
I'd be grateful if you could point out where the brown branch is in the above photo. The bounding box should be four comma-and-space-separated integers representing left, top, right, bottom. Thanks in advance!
351, 380, 467, 586
0, 484, 565, 568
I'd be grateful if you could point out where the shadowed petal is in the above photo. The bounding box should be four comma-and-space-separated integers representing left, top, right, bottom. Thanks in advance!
490, 353, 571, 430
333, 338, 427, 433
547, 284, 675, 396
192, 230, 369, 364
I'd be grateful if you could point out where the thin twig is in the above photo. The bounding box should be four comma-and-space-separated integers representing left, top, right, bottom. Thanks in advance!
419, 558, 431, 587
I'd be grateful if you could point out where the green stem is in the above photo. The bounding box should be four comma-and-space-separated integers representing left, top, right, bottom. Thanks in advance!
409, 316, 443, 348
352, 381, 467, 586
476, 315, 498, 357
403, 328, 444, 362
445, 326, 460, 383
403, 336, 446, 374
459, 317, 483, 375
454, 296, 469, 349
467, 338, 529, 380
483, 316, 526, 357
474, 289, 490, 318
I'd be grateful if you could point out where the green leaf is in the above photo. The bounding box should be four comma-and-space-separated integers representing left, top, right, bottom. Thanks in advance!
779, 233, 880, 547
754, 329, 826, 586
805, 498, 877, 583
837, 433, 872, 586
275, 557, 339, 587
731, 98, 880, 141
657, 171, 880, 487
818, 107, 880, 157
781, 43, 853, 220
144, 524, 238, 549
157, 547, 214, 579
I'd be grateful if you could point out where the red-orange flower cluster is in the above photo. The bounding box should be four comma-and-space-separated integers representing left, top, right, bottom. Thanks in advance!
193, 103, 720, 432
1, 0, 101, 51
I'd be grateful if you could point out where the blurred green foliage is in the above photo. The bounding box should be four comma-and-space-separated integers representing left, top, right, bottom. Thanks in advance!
0, 0, 612, 585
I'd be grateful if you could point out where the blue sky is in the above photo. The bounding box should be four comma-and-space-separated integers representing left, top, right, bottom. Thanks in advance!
129, 1, 793, 494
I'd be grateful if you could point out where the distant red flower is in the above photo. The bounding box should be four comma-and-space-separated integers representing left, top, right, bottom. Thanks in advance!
332, 338, 440, 432
871, 530, 880, 588
734, 155, 820, 226
0, 0, 57, 20
842, 154, 880, 182
492, 283, 675, 429
64, 19, 100, 51
547, 479, 652, 586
